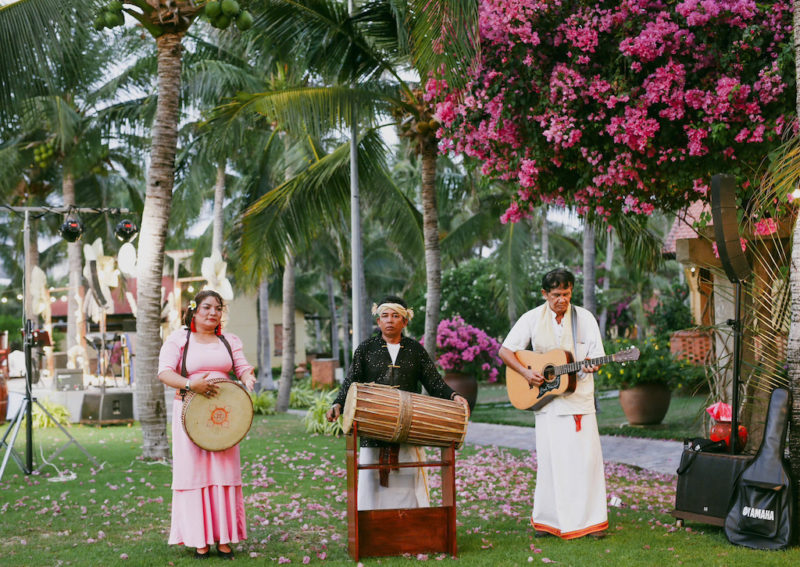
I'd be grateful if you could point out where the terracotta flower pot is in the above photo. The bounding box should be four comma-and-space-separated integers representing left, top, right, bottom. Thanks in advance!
443, 371, 478, 413
618, 382, 671, 425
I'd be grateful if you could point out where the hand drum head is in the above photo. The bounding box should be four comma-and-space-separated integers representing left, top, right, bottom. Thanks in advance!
181, 378, 253, 452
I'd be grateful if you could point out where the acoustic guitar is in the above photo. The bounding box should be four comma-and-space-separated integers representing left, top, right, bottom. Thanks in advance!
506, 347, 640, 410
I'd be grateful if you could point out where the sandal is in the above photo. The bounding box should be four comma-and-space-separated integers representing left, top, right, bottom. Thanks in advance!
217, 545, 235, 560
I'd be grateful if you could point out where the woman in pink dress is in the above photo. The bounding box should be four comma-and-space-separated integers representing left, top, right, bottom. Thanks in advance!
158, 290, 256, 559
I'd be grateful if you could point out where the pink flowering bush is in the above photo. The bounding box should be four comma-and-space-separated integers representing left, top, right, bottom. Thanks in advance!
429, 0, 796, 224
435, 315, 503, 382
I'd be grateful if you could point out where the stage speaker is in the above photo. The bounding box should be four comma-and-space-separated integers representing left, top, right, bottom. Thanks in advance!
55, 368, 84, 391
80, 392, 134, 425
710, 174, 751, 283
674, 449, 752, 525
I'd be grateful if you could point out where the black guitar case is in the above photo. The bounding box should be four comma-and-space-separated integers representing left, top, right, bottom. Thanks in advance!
724, 387, 793, 550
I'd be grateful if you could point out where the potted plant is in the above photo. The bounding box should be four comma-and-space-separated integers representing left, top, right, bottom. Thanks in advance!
597, 337, 704, 425
433, 315, 503, 412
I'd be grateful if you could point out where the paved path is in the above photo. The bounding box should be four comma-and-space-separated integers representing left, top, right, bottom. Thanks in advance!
464, 422, 682, 476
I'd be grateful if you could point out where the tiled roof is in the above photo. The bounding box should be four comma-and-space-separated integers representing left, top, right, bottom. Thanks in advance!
662, 200, 710, 254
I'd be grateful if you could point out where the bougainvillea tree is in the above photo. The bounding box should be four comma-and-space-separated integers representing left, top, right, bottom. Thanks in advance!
429, 0, 796, 224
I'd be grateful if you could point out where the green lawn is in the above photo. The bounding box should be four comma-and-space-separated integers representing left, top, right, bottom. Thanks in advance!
1, 414, 794, 566
472, 384, 707, 440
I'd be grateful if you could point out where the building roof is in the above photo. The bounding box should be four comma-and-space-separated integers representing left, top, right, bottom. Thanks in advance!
662, 200, 710, 255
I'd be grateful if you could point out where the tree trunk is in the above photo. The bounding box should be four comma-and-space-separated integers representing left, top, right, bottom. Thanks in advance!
541, 205, 550, 263
256, 279, 274, 391
63, 173, 83, 354
598, 228, 615, 336
341, 291, 351, 376
789, 215, 800, 543
582, 221, 597, 316
327, 274, 339, 364
276, 253, 296, 412
135, 32, 183, 460
787, 0, 800, 542
421, 148, 441, 359
211, 162, 225, 257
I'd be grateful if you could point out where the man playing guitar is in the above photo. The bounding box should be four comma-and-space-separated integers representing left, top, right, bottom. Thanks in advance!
498, 268, 608, 540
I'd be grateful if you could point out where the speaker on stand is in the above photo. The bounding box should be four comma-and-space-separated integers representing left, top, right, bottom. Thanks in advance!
710, 173, 752, 456
673, 174, 754, 527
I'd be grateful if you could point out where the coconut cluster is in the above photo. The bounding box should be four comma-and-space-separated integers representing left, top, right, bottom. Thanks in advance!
33, 140, 56, 169
94, 1, 125, 30
205, 0, 253, 30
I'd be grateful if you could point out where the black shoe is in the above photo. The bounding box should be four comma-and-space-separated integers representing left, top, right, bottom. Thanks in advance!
217, 546, 235, 560
193, 549, 210, 559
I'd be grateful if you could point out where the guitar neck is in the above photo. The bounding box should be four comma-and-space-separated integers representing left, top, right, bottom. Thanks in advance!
554, 354, 614, 376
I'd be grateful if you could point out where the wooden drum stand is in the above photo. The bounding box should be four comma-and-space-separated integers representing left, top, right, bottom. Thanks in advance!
346, 421, 457, 560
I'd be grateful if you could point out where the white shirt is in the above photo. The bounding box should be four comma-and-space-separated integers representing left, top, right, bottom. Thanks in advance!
386, 342, 401, 364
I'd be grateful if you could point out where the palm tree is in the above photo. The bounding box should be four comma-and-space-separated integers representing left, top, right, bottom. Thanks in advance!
0, 11, 136, 365
231, 0, 478, 358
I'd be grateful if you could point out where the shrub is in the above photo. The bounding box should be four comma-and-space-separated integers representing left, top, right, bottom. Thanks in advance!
434, 315, 503, 382
649, 283, 693, 337
251, 390, 277, 415
23, 399, 70, 428
596, 337, 705, 393
303, 390, 343, 436
289, 380, 317, 409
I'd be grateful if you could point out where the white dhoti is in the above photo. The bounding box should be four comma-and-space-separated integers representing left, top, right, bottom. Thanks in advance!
357, 446, 429, 511
532, 412, 607, 539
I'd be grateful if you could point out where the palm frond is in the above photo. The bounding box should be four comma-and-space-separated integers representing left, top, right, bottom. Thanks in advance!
409, 0, 480, 92
240, 128, 410, 275
217, 85, 389, 136
0, 0, 101, 121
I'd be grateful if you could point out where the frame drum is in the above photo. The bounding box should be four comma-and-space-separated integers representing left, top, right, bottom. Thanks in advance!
181, 378, 254, 452
341, 382, 468, 448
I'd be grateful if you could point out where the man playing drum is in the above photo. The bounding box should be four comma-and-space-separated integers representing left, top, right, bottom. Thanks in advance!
327, 295, 470, 510
498, 268, 607, 540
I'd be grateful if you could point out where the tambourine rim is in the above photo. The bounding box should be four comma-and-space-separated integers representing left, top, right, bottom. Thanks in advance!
181, 378, 254, 452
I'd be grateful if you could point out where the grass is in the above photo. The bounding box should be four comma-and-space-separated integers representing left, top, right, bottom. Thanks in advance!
472, 384, 707, 440
1, 415, 797, 566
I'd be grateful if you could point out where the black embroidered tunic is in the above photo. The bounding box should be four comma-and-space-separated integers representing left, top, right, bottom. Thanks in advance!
334, 334, 457, 447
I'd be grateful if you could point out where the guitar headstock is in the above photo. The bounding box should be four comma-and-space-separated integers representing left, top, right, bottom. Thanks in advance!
612, 347, 640, 363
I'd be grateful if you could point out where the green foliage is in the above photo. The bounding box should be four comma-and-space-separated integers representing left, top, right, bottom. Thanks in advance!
289, 380, 317, 409
0, 313, 21, 338
302, 389, 343, 436
439, 257, 506, 338
596, 337, 706, 392
22, 399, 71, 428
250, 390, 277, 415
648, 282, 693, 338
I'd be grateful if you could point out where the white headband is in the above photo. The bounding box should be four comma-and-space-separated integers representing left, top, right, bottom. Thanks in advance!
371, 302, 414, 321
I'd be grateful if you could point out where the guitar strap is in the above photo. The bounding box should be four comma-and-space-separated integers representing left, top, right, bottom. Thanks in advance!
179, 329, 236, 400
570, 305, 578, 356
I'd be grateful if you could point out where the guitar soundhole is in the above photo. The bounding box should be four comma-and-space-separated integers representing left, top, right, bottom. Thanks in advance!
543, 365, 556, 383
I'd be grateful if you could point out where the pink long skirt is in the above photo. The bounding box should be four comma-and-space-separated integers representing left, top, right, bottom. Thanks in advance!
168, 399, 248, 548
